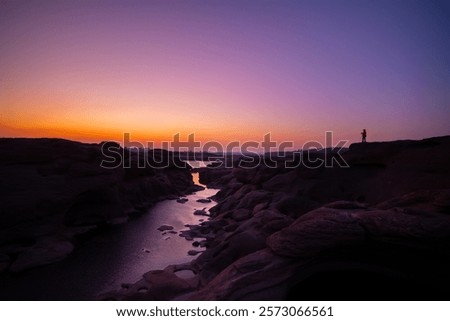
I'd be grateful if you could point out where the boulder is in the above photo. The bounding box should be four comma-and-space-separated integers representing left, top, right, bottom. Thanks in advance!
262, 171, 298, 192
267, 207, 366, 258
275, 195, 318, 217
193, 208, 208, 216
268, 202, 450, 258
157, 225, 174, 231
133, 269, 193, 300
194, 229, 268, 284
189, 249, 296, 300
9, 239, 74, 273
64, 186, 123, 226
231, 208, 251, 221
236, 190, 272, 210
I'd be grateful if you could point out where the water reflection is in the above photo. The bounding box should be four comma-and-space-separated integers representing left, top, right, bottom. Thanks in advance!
0, 171, 218, 300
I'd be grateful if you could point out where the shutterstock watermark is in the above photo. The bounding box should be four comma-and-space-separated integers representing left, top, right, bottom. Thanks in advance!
100, 132, 349, 169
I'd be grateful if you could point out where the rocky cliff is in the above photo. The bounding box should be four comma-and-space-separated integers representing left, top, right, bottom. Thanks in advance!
104, 136, 450, 300
0, 138, 197, 273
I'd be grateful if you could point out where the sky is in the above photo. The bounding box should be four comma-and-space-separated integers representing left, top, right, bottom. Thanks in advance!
1, 0, 449, 148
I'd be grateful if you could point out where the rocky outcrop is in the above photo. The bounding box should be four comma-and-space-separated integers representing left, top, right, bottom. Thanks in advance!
190, 192, 450, 300
99, 264, 198, 300
0, 138, 197, 272
104, 136, 450, 300
9, 239, 75, 273
196, 167, 233, 189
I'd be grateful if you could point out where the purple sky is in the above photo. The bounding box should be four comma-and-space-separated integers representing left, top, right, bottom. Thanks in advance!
1, 0, 449, 146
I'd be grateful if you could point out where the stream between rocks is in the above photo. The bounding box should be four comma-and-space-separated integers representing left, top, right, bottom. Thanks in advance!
0, 172, 218, 300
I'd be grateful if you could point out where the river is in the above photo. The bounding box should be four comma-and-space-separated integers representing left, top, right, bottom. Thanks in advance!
0, 172, 218, 300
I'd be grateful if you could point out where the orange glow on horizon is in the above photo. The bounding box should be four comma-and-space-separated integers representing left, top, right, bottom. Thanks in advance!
1, 1, 448, 147
1, 117, 352, 150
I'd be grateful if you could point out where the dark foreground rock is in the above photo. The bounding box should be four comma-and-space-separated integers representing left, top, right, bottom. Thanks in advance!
0, 138, 197, 272
191, 193, 450, 300
157, 225, 174, 232
102, 136, 450, 300
99, 264, 198, 300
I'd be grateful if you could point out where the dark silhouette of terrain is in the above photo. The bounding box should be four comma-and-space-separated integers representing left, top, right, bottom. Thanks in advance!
104, 136, 450, 300
0, 138, 198, 273
1, 136, 450, 300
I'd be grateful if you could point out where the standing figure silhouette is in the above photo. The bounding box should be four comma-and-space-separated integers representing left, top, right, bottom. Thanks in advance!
361, 129, 367, 143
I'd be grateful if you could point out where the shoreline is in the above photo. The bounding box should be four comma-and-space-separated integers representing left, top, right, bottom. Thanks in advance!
0, 173, 216, 300
0, 138, 199, 275
101, 136, 450, 300
1, 136, 450, 300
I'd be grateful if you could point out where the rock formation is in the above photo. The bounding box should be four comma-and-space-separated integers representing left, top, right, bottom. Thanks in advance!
104, 136, 450, 300
0, 138, 198, 272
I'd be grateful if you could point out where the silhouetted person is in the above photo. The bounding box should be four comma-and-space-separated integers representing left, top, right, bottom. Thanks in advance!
361, 129, 367, 143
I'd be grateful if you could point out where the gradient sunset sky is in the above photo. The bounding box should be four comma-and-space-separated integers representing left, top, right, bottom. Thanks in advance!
1, 0, 449, 147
